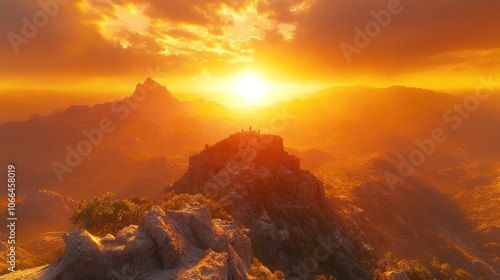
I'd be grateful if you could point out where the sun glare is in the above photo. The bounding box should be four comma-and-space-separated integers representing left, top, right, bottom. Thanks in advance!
233, 72, 270, 105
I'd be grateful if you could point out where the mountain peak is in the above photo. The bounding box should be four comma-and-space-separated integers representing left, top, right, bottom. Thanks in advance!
171, 130, 325, 202
169, 132, 373, 277
199, 130, 287, 165
60, 78, 184, 121
133, 77, 169, 99
125, 77, 189, 119
142, 76, 161, 88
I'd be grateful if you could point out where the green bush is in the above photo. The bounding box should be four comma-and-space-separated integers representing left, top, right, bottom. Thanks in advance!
249, 258, 285, 280
405, 260, 432, 280
70, 192, 152, 236
161, 192, 233, 221
376, 253, 477, 280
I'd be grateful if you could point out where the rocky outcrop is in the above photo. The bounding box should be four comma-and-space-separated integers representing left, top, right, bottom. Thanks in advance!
170, 132, 372, 279
173, 131, 325, 202
4, 203, 254, 280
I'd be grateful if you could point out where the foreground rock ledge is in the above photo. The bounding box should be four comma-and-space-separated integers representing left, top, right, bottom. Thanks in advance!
4, 203, 255, 280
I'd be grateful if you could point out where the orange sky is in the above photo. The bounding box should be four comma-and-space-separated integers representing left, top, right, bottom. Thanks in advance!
1, 0, 499, 104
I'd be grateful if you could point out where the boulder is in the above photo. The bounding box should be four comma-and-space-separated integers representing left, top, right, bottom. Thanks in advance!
4, 203, 256, 279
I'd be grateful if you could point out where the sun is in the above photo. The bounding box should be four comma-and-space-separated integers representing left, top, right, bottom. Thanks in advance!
233, 72, 270, 105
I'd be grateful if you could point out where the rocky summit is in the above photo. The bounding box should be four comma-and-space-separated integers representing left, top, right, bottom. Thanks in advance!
3, 203, 257, 280
172, 131, 325, 201
170, 131, 372, 279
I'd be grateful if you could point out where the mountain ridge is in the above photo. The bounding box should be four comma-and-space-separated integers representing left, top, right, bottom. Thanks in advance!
0, 78, 233, 199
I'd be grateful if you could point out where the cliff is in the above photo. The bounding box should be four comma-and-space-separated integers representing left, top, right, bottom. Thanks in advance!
173, 131, 324, 202
170, 132, 372, 278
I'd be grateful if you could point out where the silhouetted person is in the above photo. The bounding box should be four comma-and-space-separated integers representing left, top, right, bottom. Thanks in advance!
249, 126, 252, 132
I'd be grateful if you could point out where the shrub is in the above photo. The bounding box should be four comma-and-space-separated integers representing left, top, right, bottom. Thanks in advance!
161, 192, 233, 221
70, 192, 152, 236
405, 260, 432, 280
454, 268, 475, 280
249, 258, 285, 280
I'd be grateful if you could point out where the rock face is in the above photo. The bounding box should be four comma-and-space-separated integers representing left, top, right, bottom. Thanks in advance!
170, 131, 372, 279
6, 203, 254, 280
173, 131, 325, 202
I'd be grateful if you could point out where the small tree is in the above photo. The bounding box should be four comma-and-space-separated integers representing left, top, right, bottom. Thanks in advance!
70, 192, 152, 236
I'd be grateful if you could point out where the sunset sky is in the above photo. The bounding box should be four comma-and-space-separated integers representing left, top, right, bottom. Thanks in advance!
1, 0, 499, 104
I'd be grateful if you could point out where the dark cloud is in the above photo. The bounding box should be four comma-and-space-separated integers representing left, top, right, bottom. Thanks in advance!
0, 0, 499, 87
0, 1, 137, 75
0, 0, 208, 82
252, 0, 500, 80
122, 0, 254, 32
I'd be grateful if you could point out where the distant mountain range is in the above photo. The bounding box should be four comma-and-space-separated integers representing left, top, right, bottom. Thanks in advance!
0, 92, 119, 124
0, 78, 498, 278
0, 78, 237, 199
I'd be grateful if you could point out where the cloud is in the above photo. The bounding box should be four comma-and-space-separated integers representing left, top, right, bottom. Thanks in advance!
0, 0, 260, 83
0, 0, 499, 88
0, 0, 160, 78
251, 0, 500, 81
256, 0, 315, 23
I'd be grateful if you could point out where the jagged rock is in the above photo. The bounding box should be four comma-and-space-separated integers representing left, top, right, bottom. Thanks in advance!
143, 207, 188, 269
177, 250, 229, 279
163, 204, 216, 250
174, 132, 325, 202
119, 226, 157, 265
170, 132, 373, 279
4, 203, 255, 280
